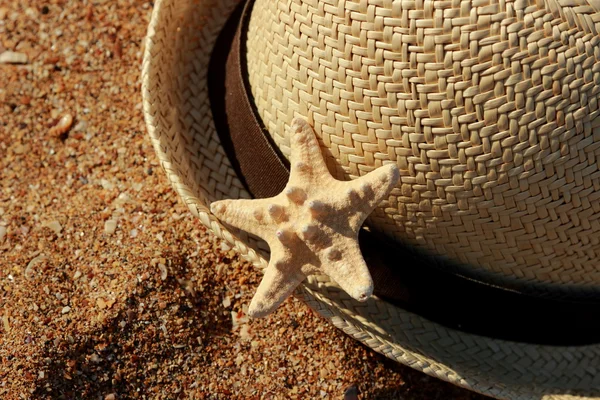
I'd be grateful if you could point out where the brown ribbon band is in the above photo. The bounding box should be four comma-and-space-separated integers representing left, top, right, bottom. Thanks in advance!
208, 0, 600, 345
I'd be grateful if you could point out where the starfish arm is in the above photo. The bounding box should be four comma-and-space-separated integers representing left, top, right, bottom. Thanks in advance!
319, 237, 373, 302
247, 259, 306, 318
346, 163, 400, 227
288, 118, 332, 182
210, 198, 272, 238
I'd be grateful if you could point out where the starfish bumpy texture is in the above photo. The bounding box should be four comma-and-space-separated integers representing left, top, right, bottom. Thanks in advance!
210, 119, 400, 317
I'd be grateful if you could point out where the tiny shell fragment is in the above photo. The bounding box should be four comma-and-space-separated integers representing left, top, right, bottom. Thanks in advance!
158, 263, 167, 280
97, 298, 106, 309
0, 51, 28, 64
43, 220, 62, 235
49, 113, 74, 137
25, 254, 47, 279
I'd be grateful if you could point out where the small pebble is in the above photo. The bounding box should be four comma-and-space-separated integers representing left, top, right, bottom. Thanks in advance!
222, 296, 231, 308
24, 7, 37, 18
239, 324, 251, 341
319, 368, 328, 379
61, 306, 71, 314
105, 394, 117, 400
97, 298, 107, 309
113, 38, 122, 58
104, 219, 117, 235
90, 353, 101, 363
231, 311, 248, 328
0, 51, 28, 64
100, 179, 113, 190
13, 144, 26, 155
0, 226, 6, 242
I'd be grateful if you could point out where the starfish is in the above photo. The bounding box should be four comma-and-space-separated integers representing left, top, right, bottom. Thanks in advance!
210, 118, 400, 317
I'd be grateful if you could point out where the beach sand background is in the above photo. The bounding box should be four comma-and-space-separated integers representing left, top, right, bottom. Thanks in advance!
0, 1, 490, 398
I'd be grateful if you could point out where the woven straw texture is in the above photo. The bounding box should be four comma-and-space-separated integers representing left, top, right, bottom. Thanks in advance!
246, 0, 600, 297
141, 0, 600, 399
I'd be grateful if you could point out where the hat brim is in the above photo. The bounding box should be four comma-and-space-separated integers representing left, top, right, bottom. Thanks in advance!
141, 0, 600, 399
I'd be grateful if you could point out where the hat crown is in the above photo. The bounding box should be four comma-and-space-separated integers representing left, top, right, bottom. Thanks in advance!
245, 0, 600, 296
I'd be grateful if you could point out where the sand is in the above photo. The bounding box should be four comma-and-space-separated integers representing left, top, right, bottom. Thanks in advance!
0, 1, 489, 399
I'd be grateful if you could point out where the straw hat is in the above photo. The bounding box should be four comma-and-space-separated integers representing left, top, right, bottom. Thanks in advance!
142, 0, 600, 398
